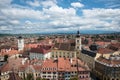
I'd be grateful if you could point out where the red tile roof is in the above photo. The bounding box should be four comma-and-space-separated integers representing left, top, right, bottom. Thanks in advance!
1, 58, 90, 73
108, 43, 120, 51
98, 48, 114, 54
1, 58, 23, 73
97, 56, 120, 67
0, 49, 19, 56
41, 58, 90, 72
53, 43, 75, 51
41, 59, 57, 72
30, 45, 51, 54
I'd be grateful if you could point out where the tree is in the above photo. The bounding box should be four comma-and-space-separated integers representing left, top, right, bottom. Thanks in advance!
37, 37, 44, 41
36, 77, 47, 80
83, 39, 89, 45
24, 73, 34, 80
70, 77, 78, 80
36, 77, 41, 80
70, 76, 78, 80
89, 44, 98, 51
4, 55, 8, 61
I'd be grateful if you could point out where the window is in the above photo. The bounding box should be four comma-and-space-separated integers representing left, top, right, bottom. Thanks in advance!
77, 40, 79, 43
53, 76, 56, 78
48, 72, 51, 74
53, 72, 56, 74
43, 72, 46, 74
48, 76, 51, 77
79, 76, 81, 78
68, 72, 70, 74
43, 76, 46, 78
52, 55, 54, 57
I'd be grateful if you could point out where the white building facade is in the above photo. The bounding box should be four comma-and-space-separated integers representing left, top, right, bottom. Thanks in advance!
29, 52, 51, 60
18, 36, 24, 51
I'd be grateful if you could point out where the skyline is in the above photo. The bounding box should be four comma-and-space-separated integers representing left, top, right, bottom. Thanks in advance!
0, 0, 120, 34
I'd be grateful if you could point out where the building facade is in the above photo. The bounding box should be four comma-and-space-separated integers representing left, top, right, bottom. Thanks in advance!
51, 30, 82, 59
80, 49, 97, 70
18, 36, 24, 51
29, 45, 51, 60
94, 55, 120, 80
0, 58, 91, 80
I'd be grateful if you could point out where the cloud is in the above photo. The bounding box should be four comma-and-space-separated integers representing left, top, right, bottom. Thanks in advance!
41, 0, 57, 8
97, 0, 120, 8
83, 8, 120, 18
27, 0, 40, 7
0, 26, 12, 31
9, 20, 20, 25
27, 0, 57, 8
0, 0, 120, 33
1, 8, 49, 20
71, 2, 84, 8
43, 6, 76, 17
82, 8, 120, 31
0, 0, 12, 8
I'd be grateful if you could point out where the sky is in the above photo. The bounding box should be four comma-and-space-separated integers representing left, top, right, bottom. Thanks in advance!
0, 0, 120, 34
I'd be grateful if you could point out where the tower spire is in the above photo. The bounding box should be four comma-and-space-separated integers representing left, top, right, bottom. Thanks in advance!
76, 30, 80, 38
77, 30, 80, 34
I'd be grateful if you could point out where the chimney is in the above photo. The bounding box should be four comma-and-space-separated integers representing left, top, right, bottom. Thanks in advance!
22, 59, 25, 65
70, 58, 73, 64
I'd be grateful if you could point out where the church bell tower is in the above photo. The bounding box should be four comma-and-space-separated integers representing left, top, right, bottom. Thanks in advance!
75, 30, 82, 52
18, 36, 24, 51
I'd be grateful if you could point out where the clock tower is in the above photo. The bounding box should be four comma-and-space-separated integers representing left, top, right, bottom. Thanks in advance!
75, 30, 82, 57
18, 36, 24, 51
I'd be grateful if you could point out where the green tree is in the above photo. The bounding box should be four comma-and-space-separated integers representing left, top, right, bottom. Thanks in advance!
70, 76, 78, 80
83, 39, 88, 45
37, 37, 44, 41
36, 77, 47, 80
4, 55, 8, 61
24, 73, 34, 80
36, 77, 41, 80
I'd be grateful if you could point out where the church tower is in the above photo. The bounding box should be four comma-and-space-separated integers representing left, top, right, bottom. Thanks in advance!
75, 30, 82, 51
18, 36, 24, 51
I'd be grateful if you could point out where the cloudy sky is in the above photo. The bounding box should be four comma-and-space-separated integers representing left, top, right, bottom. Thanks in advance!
0, 0, 120, 34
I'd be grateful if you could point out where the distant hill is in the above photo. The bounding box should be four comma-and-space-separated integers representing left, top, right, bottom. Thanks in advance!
0, 34, 12, 37
0, 30, 119, 36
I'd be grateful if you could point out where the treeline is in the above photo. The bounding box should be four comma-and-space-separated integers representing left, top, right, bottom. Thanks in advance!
0, 34, 12, 37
